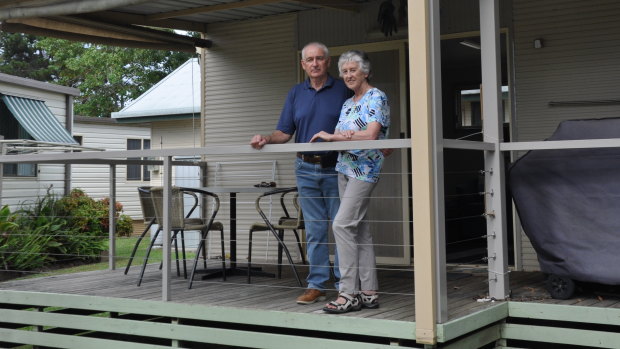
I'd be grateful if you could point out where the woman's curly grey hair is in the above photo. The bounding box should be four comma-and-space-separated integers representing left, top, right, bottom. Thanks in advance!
338, 50, 372, 80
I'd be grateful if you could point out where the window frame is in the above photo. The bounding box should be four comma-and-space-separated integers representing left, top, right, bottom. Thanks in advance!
126, 138, 151, 182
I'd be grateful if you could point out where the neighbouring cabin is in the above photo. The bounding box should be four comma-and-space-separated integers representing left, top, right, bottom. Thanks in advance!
72, 116, 151, 219
0, 73, 79, 209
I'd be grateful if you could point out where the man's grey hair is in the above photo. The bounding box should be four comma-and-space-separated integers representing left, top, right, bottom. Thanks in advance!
301, 42, 329, 60
338, 50, 371, 79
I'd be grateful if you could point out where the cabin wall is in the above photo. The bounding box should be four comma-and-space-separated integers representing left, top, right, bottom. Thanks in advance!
200, 13, 299, 261
513, 0, 620, 270
72, 120, 151, 219
0, 82, 69, 209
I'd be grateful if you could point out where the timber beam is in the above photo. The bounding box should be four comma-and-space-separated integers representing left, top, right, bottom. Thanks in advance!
0, 22, 197, 52
0, 0, 150, 20
51, 15, 211, 47
80, 11, 207, 33
2, 15, 212, 51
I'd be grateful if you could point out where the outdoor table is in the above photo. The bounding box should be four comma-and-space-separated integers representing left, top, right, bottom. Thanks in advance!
189, 186, 275, 278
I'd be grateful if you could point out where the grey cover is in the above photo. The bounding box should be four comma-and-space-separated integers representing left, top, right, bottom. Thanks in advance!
509, 118, 620, 285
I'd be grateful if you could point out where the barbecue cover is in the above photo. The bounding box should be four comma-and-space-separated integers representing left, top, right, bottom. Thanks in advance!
509, 118, 620, 285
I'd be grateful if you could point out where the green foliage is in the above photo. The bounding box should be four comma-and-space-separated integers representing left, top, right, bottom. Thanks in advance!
0, 204, 56, 271
116, 215, 134, 238
55, 188, 133, 240
0, 32, 55, 81
0, 189, 135, 272
37, 37, 195, 117
0, 32, 195, 117
55, 188, 107, 237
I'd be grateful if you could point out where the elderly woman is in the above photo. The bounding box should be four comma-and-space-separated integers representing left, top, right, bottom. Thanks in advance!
310, 50, 390, 314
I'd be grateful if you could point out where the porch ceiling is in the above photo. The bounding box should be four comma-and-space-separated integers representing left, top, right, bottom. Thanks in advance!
0, 0, 364, 52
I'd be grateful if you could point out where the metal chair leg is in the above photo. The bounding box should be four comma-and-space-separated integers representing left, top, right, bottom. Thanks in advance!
124, 219, 155, 275
277, 229, 284, 279
180, 230, 187, 279
247, 228, 254, 284
188, 230, 206, 289
172, 231, 180, 276
219, 225, 226, 281
159, 230, 183, 277
138, 227, 161, 286
268, 227, 302, 287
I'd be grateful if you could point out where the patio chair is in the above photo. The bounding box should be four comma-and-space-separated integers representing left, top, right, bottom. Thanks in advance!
133, 186, 190, 286
124, 186, 157, 276
139, 186, 226, 288
184, 187, 227, 289
247, 187, 304, 286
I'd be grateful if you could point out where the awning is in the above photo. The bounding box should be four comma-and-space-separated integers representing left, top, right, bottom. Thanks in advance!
2, 95, 77, 144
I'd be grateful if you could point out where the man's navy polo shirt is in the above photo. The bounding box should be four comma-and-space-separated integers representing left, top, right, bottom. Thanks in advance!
277, 75, 351, 148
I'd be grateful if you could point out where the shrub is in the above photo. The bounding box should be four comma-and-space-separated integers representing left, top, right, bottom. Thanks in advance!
1, 188, 134, 272
0, 204, 57, 271
115, 214, 134, 237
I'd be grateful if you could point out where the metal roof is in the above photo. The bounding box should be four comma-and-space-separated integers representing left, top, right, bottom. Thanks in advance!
112, 58, 200, 120
0, 0, 362, 52
1, 95, 77, 144
113, 0, 320, 25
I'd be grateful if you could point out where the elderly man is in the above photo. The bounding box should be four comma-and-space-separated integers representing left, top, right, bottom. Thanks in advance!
250, 42, 351, 304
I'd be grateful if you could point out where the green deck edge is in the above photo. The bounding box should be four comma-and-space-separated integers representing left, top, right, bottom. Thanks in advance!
437, 303, 508, 342
5, 290, 620, 348
0, 309, 402, 349
508, 301, 620, 326
501, 323, 620, 348
441, 324, 501, 349
0, 290, 416, 341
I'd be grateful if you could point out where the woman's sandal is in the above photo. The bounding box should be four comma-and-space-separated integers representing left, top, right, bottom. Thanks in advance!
323, 293, 362, 314
360, 292, 379, 309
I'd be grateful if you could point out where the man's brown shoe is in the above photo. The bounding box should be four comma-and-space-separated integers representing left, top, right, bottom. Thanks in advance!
296, 289, 326, 304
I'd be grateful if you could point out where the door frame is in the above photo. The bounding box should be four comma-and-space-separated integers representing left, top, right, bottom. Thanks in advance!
318, 40, 411, 265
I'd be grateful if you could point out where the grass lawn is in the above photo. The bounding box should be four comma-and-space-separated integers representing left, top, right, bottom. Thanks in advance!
18, 237, 197, 279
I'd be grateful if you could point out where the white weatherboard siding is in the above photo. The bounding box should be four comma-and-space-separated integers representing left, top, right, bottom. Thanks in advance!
151, 119, 201, 151
0, 81, 69, 209
72, 119, 150, 219
513, 0, 620, 270
202, 14, 302, 263
149, 118, 202, 189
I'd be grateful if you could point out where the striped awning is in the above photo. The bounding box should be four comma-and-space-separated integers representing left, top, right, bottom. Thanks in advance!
2, 95, 77, 144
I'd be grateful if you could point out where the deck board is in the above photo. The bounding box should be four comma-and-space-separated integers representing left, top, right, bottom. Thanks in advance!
3, 263, 615, 322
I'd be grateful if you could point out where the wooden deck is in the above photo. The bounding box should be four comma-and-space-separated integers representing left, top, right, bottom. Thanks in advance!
0, 262, 557, 322
5, 264, 620, 348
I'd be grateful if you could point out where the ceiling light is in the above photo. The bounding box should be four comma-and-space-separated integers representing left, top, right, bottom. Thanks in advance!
460, 40, 481, 50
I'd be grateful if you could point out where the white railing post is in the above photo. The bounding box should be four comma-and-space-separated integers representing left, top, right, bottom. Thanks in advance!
429, 0, 448, 323
480, 0, 510, 299
162, 156, 173, 301
108, 164, 116, 270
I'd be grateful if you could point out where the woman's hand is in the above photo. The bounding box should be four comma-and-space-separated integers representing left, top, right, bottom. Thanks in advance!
381, 148, 394, 157
337, 130, 355, 140
310, 131, 333, 142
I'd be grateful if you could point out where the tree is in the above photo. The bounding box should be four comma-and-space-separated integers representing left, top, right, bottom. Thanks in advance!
38, 37, 194, 117
0, 32, 194, 117
0, 32, 55, 81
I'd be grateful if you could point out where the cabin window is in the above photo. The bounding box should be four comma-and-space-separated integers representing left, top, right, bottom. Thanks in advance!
0, 101, 37, 177
127, 138, 150, 181
457, 86, 510, 128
